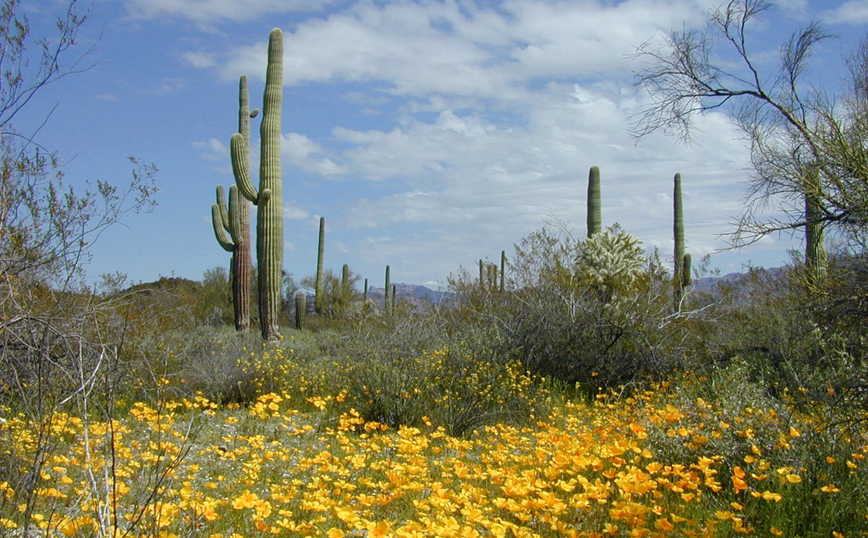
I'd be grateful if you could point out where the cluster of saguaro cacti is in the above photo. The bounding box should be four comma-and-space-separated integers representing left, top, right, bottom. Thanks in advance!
673, 173, 692, 310
211, 73, 259, 332
587, 166, 602, 237
230, 28, 285, 341
478, 259, 499, 290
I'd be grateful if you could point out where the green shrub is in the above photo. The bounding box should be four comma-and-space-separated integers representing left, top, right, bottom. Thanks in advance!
499, 225, 676, 393
636, 364, 868, 538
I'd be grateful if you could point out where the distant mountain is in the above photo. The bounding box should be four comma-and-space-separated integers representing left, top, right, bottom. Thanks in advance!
124, 276, 202, 297
366, 283, 454, 308
689, 266, 788, 299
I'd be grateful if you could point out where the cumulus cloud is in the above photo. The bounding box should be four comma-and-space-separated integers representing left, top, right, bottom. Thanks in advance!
282, 133, 348, 177
822, 1, 868, 25
182, 0, 810, 283
125, 0, 339, 25
181, 51, 217, 68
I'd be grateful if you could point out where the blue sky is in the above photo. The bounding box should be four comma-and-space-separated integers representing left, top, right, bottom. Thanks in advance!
14, 0, 868, 289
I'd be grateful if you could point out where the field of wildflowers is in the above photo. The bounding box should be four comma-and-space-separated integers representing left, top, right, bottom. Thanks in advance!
1, 353, 865, 538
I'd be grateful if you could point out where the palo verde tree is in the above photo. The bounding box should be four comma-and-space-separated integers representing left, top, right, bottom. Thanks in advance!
0, 1, 158, 531
632, 0, 868, 284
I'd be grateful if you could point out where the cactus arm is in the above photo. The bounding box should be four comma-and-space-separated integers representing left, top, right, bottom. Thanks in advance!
215, 185, 230, 231
227, 185, 244, 245
682, 253, 692, 288
231, 133, 259, 203
211, 204, 234, 252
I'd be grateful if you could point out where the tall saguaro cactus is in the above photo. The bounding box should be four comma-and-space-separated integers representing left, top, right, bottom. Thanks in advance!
587, 166, 601, 237
673, 173, 687, 310
210, 75, 258, 332
231, 28, 284, 341
315, 216, 325, 315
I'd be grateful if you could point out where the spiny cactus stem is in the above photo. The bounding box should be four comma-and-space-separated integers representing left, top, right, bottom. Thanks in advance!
211, 203, 234, 252
587, 166, 601, 237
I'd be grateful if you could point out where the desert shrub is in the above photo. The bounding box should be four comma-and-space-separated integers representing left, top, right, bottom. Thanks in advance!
344, 341, 547, 436
163, 325, 336, 407
492, 225, 679, 394
635, 364, 868, 538
321, 309, 550, 436
160, 326, 262, 403
682, 262, 868, 429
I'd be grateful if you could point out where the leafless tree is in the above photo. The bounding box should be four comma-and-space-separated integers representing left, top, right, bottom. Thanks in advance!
632, 0, 868, 283
0, 2, 161, 533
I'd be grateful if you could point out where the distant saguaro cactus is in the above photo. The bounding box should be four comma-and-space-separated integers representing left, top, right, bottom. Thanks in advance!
341, 263, 350, 294
673, 173, 688, 310
231, 28, 284, 341
500, 250, 506, 292
384, 265, 391, 315
587, 166, 601, 237
295, 291, 306, 330
315, 216, 325, 315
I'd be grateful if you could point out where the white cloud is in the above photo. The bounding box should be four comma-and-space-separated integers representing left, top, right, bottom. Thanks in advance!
125, 0, 338, 25
282, 133, 348, 177
284, 205, 309, 220
822, 1, 868, 25
328, 82, 759, 283
211, 0, 714, 98
193, 138, 229, 163
181, 51, 217, 68
176, 0, 809, 283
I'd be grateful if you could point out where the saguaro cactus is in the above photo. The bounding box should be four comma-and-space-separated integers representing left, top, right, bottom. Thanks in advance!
384, 265, 391, 314
500, 250, 506, 292
673, 173, 687, 309
211, 184, 250, 331
210, 75, 257, 332
587, 166, 601, 237
341, 263, 350, 294
231, 28, 284, 341
315, 216, 325, 315
295, 291, 306, 330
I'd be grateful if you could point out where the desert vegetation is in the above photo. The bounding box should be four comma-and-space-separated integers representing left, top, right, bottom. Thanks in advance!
2, 0, 867, 537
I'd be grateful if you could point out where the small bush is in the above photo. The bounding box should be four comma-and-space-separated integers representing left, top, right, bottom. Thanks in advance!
635, 364, 868, 538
